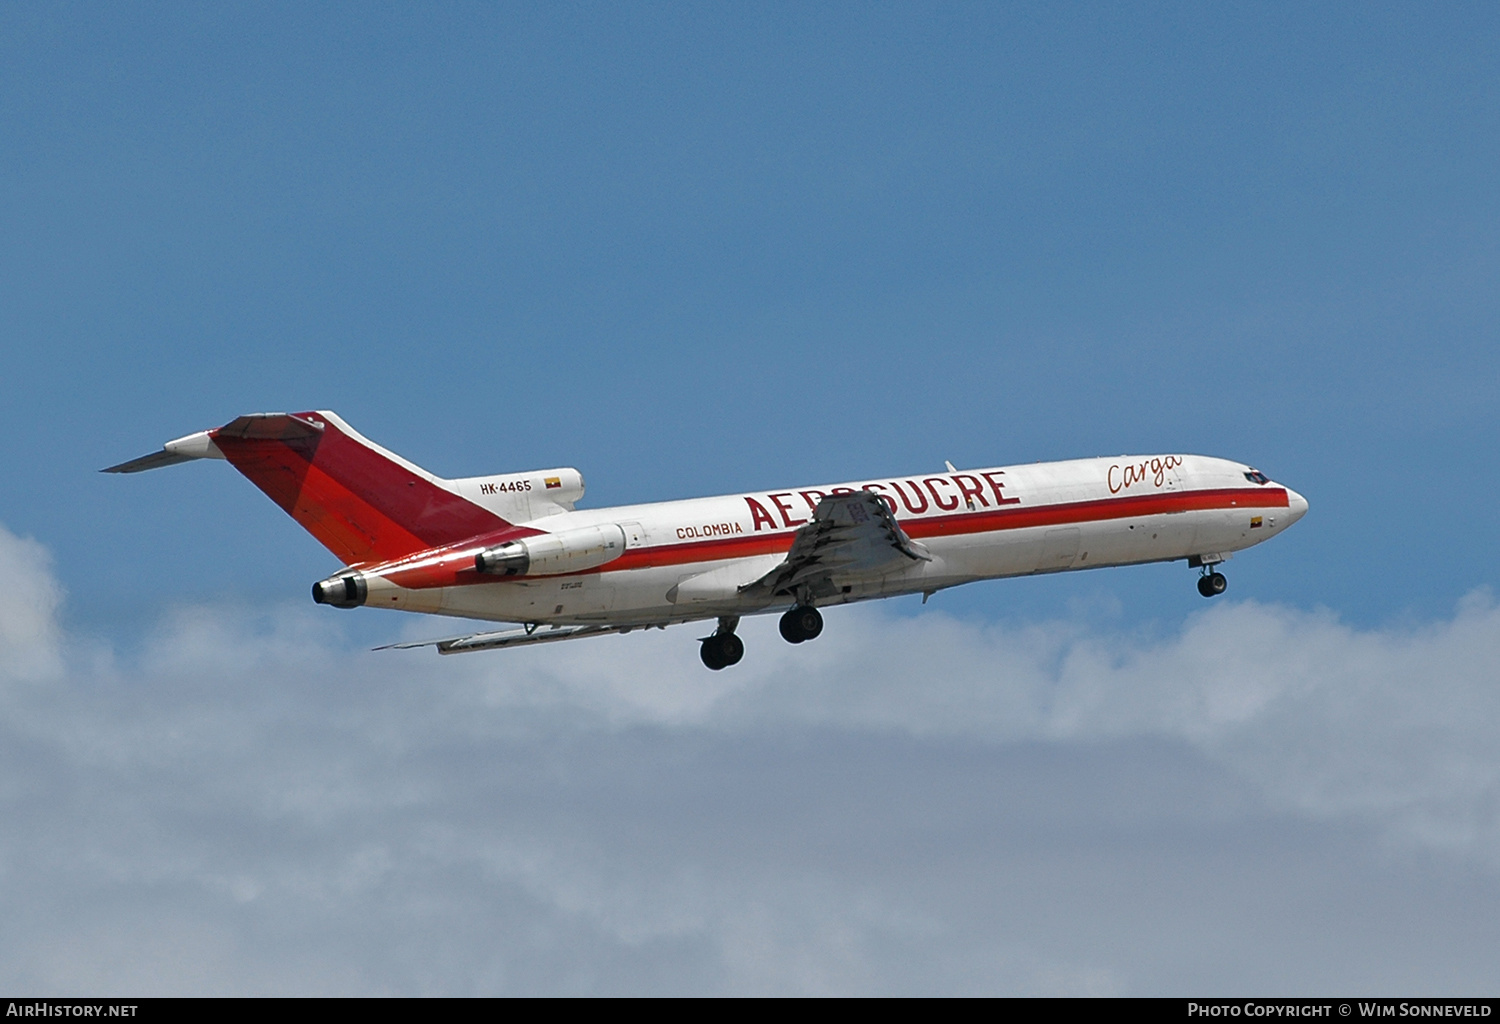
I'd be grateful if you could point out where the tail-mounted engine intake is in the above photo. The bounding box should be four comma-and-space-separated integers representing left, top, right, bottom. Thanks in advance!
312, 573, 368, 608
475, 523, 627, 577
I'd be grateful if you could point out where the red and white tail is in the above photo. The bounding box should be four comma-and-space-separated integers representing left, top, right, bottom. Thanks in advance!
105, 411, 512, 565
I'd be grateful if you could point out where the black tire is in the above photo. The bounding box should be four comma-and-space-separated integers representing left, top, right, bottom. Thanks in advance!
780, 608, 807, 644
1197, 572, 1228, 598
700, 638, 728, 670
719, 633, 744, 666
780, 606, 824, 644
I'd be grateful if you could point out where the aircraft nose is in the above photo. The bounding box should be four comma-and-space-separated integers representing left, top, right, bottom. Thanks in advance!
1283, 487, 1309, 525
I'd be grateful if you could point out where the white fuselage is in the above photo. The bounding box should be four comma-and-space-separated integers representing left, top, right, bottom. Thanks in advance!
364, 453, 1307, 627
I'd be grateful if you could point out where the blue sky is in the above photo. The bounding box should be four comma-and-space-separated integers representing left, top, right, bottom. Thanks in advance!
1, 2, 1498, 995
3, 1, 1496, 632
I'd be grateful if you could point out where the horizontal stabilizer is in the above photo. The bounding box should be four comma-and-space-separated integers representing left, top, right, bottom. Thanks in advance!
102, 430, 224, 473
377, 623, 641, 654
103, 450, 197, 474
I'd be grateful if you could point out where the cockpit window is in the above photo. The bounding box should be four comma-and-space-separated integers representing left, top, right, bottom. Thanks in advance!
1244, 469, 1270, 485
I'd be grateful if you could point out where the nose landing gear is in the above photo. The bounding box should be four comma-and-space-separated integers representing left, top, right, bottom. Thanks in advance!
779, 605, 824, 644
1189, 554, 1229, 599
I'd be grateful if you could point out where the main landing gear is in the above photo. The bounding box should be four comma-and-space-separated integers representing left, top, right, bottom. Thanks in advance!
1197, 570, 1228, 598
779, 605, 823, 644
697, 605, 825, 670
700, 616, 744, 671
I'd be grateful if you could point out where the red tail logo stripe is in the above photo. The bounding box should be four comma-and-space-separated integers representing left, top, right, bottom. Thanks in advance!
211, 413, 511, 565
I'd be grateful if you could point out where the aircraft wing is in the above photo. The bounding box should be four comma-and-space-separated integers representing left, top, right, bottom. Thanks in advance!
377, 622, 648, 655
743, 490, 930, 601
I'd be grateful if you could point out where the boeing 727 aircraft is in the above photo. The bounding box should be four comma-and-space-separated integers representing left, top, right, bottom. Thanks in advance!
106, 412, 1308, 669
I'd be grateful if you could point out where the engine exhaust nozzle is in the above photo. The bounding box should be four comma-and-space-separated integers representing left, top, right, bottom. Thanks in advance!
475, 541, 530, 576
312, 573, 368, 608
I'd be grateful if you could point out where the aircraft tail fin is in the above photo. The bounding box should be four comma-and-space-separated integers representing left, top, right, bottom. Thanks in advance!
105, 411, 512, 565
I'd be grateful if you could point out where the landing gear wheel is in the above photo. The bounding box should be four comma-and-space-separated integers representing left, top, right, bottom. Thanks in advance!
699, 631, 744, 670
717, 632, 744, 666
1197, 572, 1228, 598
700, 643, 725, 670
779, 605, 824, 644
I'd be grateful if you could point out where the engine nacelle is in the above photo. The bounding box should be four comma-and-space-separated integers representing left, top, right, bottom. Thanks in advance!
475, 523, 627, 577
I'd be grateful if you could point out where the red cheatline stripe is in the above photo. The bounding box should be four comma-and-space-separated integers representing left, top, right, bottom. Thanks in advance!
414, 485, 1288, 588
904, 485, 1286, 541
603, 485, 1286, 572
356, 525, 542, 587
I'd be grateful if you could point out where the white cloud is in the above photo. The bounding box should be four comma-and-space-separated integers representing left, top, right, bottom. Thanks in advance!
416, 586, 1500, 865
0, 525, 62, 684
1, 522, 1498, 994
